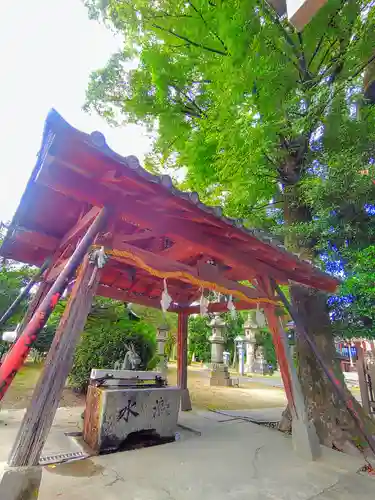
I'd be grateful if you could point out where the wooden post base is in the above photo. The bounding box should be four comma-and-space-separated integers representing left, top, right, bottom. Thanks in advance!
0, 464, 42, 500
292, 417, 321, 461
177, 313, 191, 411
180, 388, 192, 411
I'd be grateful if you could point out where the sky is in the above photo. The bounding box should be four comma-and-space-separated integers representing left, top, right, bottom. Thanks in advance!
0, 0, 152, 223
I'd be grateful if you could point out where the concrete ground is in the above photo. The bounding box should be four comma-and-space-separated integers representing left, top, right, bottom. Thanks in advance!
1, 406, 374, 500
0, 407, 85, 464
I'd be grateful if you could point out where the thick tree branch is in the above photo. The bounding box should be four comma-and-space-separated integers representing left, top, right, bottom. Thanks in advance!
315, 39, 340, 75
249, 201, 283, 212
151, 23, 228, 56
147, 13, 194, 20
187, 0, 228, 52
308, 35, 325, 69
349, 52, 375, 82
170, 84, 207, 118
260, 1, 301, 59
181, 106, 202, 118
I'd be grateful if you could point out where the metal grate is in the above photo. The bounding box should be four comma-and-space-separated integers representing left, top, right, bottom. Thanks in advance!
39, 450, 89, 466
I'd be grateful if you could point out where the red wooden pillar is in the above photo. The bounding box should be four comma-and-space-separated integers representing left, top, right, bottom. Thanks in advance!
17, 281, 51, 335
264, 306, 295, 412
177, 311, 191, 411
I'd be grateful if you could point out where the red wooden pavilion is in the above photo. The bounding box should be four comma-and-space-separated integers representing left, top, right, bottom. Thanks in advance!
0, 109, 342, 466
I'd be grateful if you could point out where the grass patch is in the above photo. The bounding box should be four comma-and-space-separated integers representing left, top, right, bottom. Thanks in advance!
168, 366, 286, 410
11, 362, 44, 388
1, 362, 85, 410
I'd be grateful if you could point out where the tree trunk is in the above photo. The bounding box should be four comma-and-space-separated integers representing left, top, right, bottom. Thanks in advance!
291, 285, 372, 453
279, 169, 375, 455
363, 51, 375, 105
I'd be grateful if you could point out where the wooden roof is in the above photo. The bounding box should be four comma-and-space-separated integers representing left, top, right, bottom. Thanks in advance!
0, 110, 338, 310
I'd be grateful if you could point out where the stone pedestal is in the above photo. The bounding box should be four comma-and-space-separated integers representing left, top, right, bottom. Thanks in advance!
84, 385, 181, 453
209, 315, 231, 386
156, 324, 169, 377
210, 363, 232, 386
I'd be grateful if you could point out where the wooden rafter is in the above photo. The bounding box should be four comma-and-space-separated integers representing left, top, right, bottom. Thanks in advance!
59, 206, 100, 250
97, 284, 166, 309
178, 301, 256, 314
15, 228, 58, 252
35, 164, 293, 284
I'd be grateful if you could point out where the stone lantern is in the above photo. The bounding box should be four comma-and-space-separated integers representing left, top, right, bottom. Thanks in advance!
156, 323, 169, 377
253, 345, 269, 375
208, 314, 231, 386
243, 314, 258, 374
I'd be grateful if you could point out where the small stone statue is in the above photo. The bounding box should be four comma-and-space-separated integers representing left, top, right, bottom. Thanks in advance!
114, 343, 141, 371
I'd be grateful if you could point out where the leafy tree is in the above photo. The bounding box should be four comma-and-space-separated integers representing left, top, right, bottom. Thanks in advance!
330, 246, 375, 339
0, 225, 35, 358
256, 329, 277, 370
84, 0, 375, 449
224, 312, 245, 362
0, 262, 34, 333
70, 297, 156, 391
31, 325, 56, 356
188, 315, 210, 362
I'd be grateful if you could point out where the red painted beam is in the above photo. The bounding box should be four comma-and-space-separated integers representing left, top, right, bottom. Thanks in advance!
35, 161, 281, 283
155, 218, 288, 282
97, 284, 169, 310
59, 207, 100, 249
14, 228, 59, 252
104, 240, 270, 304
110, 230, 159, 245
35, 159, 337, 292
178, 301, 256, 314
37, 163, 273, 280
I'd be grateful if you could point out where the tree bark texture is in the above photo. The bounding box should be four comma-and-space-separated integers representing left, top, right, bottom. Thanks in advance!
280, 170, 375, 455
